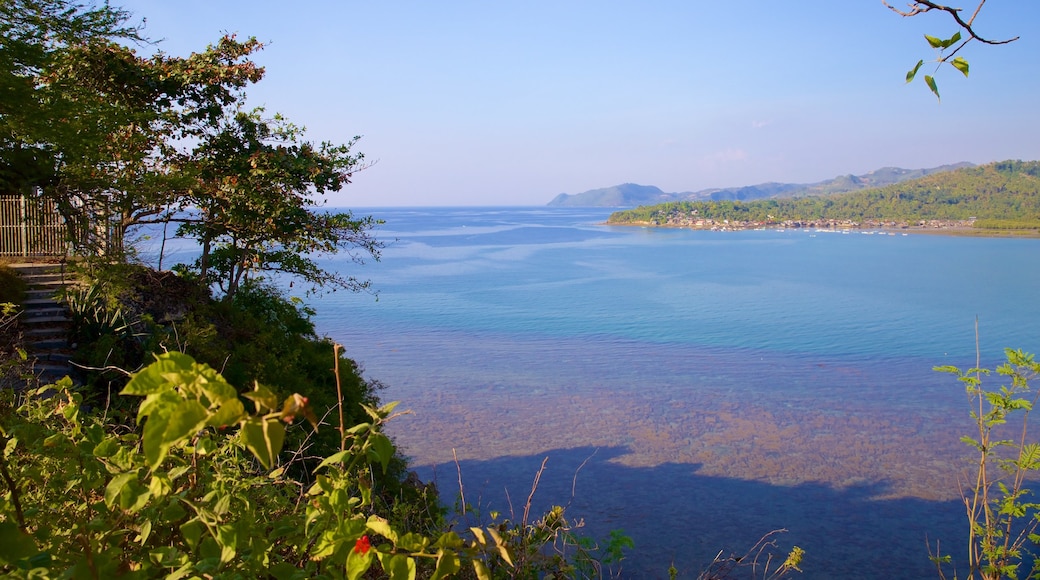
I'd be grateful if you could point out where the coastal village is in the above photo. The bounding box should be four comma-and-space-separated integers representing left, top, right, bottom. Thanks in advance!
617, 212, 979, 233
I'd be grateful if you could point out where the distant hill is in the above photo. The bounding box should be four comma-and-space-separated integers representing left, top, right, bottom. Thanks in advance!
546, 183, 673, 207
605, 160, 1040, 231
546, 163, 974, 207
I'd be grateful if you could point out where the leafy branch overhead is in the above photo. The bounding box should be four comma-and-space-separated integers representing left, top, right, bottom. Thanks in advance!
884, 1, 1020, 100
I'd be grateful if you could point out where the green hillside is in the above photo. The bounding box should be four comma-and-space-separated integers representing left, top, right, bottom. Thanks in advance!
548, 163, 970, 207
606, 160, 1040, 233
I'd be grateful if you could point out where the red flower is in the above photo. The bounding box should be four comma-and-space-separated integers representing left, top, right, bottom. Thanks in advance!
353, 535, 371, 555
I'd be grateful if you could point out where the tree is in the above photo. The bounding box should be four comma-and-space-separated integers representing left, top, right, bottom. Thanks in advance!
178, 108, 382, 298
884, 1, 1020, 100
2, 0, 382, 301
0, 0, 139, 200
1, 1, 268, 257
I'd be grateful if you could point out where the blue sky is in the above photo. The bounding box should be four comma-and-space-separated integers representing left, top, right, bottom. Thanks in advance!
118, 1, 1040, 206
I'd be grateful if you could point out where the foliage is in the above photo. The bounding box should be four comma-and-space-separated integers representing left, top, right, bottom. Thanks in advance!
0, 266, 26, 305
2, 1, 380, 295
931, 349, 1040, 580
60, 265, 378, 461
0, 353, 641, 579
607, 160, 1040, 230
0, 301, 28, 393
0, 266, 28, 391
695, 530, 804, 580
883, 1, 1019, 100
1, 0, 270, 259
177, 108, 382, 298
0, 0, 140, 198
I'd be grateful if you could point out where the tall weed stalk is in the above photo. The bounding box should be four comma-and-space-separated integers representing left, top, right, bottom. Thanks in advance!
933, 337, 1040, 579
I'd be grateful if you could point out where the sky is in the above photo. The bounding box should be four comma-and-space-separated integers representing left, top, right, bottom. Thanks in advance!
116, 1, 1040, 206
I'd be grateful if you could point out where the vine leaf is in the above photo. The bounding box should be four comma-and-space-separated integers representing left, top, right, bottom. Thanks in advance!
0, 521, 38, 565
906, 60, 924, 83
924, 75, 940, 101
951, 56, 970, 77
241, 417, 286, 470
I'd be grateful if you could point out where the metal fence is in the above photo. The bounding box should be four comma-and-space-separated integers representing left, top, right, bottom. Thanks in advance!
0, 196, 69, 257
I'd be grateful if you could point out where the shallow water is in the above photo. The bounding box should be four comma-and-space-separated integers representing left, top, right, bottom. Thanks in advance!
302, 207, 1040, 578
144, 207, 1040, 578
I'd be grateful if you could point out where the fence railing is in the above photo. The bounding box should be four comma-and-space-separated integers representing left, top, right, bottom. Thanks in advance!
0, 196, 69, 257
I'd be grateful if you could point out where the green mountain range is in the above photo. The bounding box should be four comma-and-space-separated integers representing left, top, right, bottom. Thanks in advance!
546, 163, 973, 207
605, 160, 1040, 232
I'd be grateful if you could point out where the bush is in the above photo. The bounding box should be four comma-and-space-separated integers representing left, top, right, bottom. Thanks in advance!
0, 355, 607, 579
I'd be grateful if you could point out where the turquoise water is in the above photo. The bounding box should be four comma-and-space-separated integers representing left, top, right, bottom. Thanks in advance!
304, 208, 1040, 578
164, 206, 1040, 578
314, 207, 1037, 362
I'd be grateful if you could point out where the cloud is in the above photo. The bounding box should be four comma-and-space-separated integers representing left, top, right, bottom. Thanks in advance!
751, 119, 771, 129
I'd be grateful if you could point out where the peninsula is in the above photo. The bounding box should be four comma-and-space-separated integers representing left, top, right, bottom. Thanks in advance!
605, 160, 1040, 237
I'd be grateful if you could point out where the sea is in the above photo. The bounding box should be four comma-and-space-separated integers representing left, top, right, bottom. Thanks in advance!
150, 206, 1040, 578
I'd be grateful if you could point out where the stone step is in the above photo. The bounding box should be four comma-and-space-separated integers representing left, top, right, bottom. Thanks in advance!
20, 275, 69, 289
33, 351, 73, 364
5, 263, 67, 275
20, 314, 71, 326
33, 364, 76, 385
25, 287, 62, 299
27, 337, 70, 350
9, 261, 82, 387
21, 306, 68, 318
23, 297, 63, 307
23, 326, 71, 341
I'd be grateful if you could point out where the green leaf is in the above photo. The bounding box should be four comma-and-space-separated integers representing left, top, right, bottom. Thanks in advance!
122, 352, 195, 395
243, 382, 280, 413
104, 472, 151, 513
197, 371, 238, 407
166, 400, 209, 444
472, 559, 491, 580
925, 34, 944, 48
143, 399, 209, 470
92, 436, 120, 458
376, 552, 416, 580
906, 60, 924, 83
240, 417, 286, 470
104, 472, 137, 509
486, 527, 514, 566
925, 31, 961, 49
433, 531, 464, 550
367, 515, 398, 544
137, 388, 181, 427
951, 56, 969, 77
367, 432, 395, 474
216, 524, 237, 564
397, 532, 429, 552
431, 549, 461, 580
346, 549, 375, 580
137, 519, 153, 545
207, 397, 245, 428
924, 75, 940, 101
180, 519, 205, 551
0, 521, 38, 565
317, 449, 353, 470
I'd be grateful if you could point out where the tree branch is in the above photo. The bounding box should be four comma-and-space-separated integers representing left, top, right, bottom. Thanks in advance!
882, 1, 1019, 45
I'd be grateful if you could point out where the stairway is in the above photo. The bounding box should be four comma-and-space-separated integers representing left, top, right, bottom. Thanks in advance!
8, 262, 78, 386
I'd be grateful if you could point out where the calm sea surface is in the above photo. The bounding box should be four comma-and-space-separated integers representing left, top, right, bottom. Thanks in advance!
153, 207, 1040, 578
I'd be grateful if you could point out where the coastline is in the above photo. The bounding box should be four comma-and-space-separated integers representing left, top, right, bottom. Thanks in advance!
603, 219, 1040, 238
